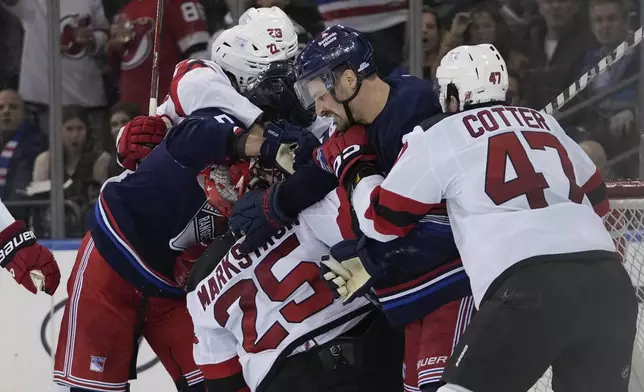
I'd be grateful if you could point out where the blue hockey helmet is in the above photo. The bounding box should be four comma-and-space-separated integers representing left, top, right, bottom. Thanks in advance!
293, 25, 377, 112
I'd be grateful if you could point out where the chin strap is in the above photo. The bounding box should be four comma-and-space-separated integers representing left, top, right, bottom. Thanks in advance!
331, 77, 364, 127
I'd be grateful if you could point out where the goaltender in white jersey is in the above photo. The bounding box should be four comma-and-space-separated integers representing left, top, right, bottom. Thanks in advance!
335, 44, 637, 392
187, 189, 386, 392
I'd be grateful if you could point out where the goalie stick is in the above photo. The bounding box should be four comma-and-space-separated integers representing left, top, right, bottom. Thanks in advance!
541, 26, 644, 115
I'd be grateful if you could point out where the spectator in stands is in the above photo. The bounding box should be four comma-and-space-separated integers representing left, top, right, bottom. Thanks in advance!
522, 0, 595, 108
436, 6, 529, 76
390, 6, 441, 80
0, 0, 110, 137
434, 11, 473, 70
0, 89, 46, 200
93, 101, 138, 183
585, 0, 638, 133
0, 6, 22, 90
580, 139, 612, 179
466, 6, 530, 74
507, 71, 523, 106
570, 0, 638, 178
107, 0, 210, 114
32, 105, 100, 213
315, 0, 408, 76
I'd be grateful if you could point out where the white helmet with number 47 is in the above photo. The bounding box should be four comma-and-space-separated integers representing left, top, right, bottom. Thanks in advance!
435, 44, 508, 112
238, 7, 300, 60
210, 24, 287, 92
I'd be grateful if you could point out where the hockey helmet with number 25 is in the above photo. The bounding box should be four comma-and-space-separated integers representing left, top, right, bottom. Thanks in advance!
210, 24, 287, 92
239, 7, 299, 60
293, 25, 377, 111
435, 44, 508, 112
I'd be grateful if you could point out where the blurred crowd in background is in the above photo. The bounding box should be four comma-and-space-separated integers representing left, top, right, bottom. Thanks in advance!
0, 0, 640, 237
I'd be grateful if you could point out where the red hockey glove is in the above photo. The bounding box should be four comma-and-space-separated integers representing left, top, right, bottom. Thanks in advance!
116, 115, 171, 171
313, 124, 377, 185
0, 221, 60, 295
174, 243, 209, 289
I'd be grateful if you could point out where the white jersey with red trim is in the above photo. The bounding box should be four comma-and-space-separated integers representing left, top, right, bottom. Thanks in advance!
352, 105, 615, 307
156, 59, 263, 128
187, 189, 371, 391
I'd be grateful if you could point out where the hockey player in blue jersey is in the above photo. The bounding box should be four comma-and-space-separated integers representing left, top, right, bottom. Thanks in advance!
51, 25, 314, 392
229, 25, 473, 392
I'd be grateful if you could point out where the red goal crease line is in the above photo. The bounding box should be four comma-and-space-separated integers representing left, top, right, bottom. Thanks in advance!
541, 26, 644, 115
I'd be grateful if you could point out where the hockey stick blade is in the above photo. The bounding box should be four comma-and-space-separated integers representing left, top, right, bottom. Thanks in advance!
541, 26, 644, 115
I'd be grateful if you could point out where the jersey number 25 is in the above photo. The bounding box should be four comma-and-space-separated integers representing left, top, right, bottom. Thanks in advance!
485, 131, 584, 209
214, 234, 334, 353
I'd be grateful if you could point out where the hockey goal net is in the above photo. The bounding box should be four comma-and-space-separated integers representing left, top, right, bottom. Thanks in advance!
529, 180, 644, 392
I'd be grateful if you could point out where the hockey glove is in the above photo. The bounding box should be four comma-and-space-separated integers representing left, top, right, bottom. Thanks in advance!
320, 238, 382, 304
116, 115, 171, 171
293, 130, 321, 171
273, 128, 322, 175
229, 183, 292, 254
260, 120, 304, 157
0, 221, 60, 295
313, 124, 377, 187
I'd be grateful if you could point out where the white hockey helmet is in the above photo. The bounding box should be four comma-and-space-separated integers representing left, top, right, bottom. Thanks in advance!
435, 44, 508, 112
210, 24, 287, 91
238, 7, 299, 60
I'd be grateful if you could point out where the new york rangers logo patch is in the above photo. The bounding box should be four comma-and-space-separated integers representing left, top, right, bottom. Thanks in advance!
90, 356, 106, 373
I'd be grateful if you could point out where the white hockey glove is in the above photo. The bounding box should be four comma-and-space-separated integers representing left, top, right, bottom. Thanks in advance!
320, 239, 376, 304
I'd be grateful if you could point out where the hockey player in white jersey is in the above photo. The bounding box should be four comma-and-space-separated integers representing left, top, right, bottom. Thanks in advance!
116, 11, 330, 172
182, 115, 400, 392
186, 184, 404, 392
115, 24, 283, 172
317, 44, 638, 392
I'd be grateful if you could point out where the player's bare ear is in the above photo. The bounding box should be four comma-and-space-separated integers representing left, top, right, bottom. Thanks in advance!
342, 69, 358, 90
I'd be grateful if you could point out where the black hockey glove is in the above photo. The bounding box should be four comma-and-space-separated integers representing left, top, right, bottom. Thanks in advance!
229, 183, 292, 254
260, 120, 304, 160
293, 130, 321, 171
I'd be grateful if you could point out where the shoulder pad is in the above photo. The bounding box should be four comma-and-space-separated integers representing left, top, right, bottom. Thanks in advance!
418, 113, 452, 132
186, 232, 238, 293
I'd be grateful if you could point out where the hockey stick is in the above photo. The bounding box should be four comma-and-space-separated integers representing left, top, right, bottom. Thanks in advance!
148, 0, 165, 116
541, 26, 644, 115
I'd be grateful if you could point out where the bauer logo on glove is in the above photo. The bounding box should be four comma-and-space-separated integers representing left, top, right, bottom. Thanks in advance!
0, 230, 36, 265
0, 221, 60, 295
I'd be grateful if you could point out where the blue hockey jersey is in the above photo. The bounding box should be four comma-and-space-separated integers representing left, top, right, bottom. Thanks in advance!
278, 75, 471, 326
361, 76, 472, 327
87, 108, 241, 297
